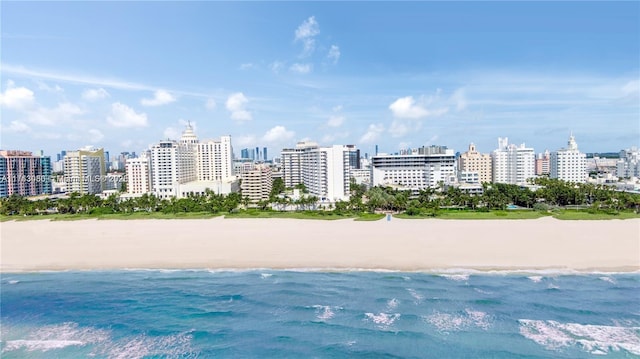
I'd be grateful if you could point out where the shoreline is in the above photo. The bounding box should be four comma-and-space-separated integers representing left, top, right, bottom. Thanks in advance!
1, 217, 639, 273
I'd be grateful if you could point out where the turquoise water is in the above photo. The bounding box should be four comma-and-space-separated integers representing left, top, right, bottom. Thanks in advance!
1, 270, 639, 358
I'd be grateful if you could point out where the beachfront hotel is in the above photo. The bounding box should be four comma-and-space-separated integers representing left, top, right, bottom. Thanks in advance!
125, 152, 152, 195
197, 135, 234, 182
491, 138, 535, 185
63, 147, 107, 195
371, 145, 456, 190
0, 150, 52, 198
550, 134, 587, 183
281, 142, 359, 201
150, 139, 197, 199
457, 143, 493, 183
535, 150, 551, 176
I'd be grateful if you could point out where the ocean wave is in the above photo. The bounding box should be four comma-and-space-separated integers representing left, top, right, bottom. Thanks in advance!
440, 274, 469, 281
519, 319, 640, 355
528, 276, 543, 283
599, 276, 616, 284
312, 305, 341, 321
425, 309, 491, 333
1, 322, 198, 358
364, 313, 401, 329
407, 289, 424, 304
386, 298, 399, 310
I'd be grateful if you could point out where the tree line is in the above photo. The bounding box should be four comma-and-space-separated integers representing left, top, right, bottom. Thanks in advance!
1, 177, 638, 217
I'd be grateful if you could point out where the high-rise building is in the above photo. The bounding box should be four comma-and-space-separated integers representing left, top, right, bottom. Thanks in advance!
535, 150, 551, 176
241, 164, 273, 203
64, 147, 106, 194
550, 135, 587, 183
281, 142, 358, 201
241, 148, 250, 160
458, 143, 492, 183
263, 147, 268, 162
492, 138, 535, 185
197, 135, 234, 181
125, 152, 152, 194
371, 145, 456, 189
616, 146, 640, 179
150, 139, 196, 199
0, 150, 52, 198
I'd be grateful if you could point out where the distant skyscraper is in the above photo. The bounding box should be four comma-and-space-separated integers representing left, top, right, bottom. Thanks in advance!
256, 147, 260, 161
491, 138, 535, 185
241, 148, 250, 160
0, 150, 52, 198
64, 147, 106, 194
550, 134, 586, 183
263, 147, 268, 162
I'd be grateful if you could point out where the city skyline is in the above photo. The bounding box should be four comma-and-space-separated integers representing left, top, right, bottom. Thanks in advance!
1, 2, 638, 157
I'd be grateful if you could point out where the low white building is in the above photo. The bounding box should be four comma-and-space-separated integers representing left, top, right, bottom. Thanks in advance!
371, 146, 456, 190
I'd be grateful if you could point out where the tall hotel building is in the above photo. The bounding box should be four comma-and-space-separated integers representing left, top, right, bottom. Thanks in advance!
150, 126, 198, 199
64, 147, 106, 194
371, 145, 456, 189
457, 143, 492, 183
550, 134, 587, 183
198, 135, 234, 181
0, 150, 52, 198
281, 142, 359, 201
125, 151, 152, 194
491, 138, 535, 185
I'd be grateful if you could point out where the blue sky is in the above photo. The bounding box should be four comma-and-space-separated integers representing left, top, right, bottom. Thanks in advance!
1, 1, 638, 159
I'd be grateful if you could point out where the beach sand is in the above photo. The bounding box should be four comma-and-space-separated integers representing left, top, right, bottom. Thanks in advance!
1, 217, 638, 272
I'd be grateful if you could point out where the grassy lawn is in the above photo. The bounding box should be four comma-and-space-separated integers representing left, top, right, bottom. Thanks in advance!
550, 210, 640, 220
395, 210, 549, 220
223, 210, 379, 220
0, 212, 222, 221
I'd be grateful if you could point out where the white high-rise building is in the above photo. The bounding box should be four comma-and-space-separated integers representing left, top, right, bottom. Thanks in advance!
616, 146, 640, 179
197, 135, 234, 181
492, 137, 535, 185
150, 139, 197, 199
281, 142, 358, 201
371, 146, 456, 189
64, 147, 106, 194
125, 152, 152, 194
550, 134, 587, 183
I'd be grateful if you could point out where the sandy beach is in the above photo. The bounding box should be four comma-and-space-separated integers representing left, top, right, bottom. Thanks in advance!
1, 217, 638, 272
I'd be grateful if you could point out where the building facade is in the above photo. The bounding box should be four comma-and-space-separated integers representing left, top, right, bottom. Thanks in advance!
616, 146, 640, 179
535, 150, 551, 176
458, 143, 492, 183
550, 135, 587, 183
492, 138, 535, 185
241, 164, 273, 203
63, 147, 106, 194
125, 152, 152, 194
198, 135, 234, 181
371, 146, 456, 190
150, 140, 197, 199
0, 150, 52, 198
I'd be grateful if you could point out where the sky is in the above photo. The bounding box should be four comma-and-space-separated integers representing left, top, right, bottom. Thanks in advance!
1, 1, 638, 159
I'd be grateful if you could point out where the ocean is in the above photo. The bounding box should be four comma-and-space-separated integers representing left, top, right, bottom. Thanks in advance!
1, 270, 638, 358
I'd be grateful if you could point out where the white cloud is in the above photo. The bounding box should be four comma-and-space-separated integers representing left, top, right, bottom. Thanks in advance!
37, 81, 63, 93
322, 131, 349, 144
226, 92, 252, 121
327, 45, 340, 64
1, 120, 30, 133
290, 63, 313, 74
239, 63, 255, 70
359, 124, 384, 144
295, 16, 320, 56
262, 125, 294, 143
88, 129, 104, 143
332, 105, 343, 112
82, 88, 110, 101
26, 102, 84, 126
389, 96, 429, 119
141, 89, 176, 106
0, 83, 35, 110
205, 97, 216, 110
327, 115, 345, 127
107, 102, 148, 128
622, 79, 639, 95
270, 61, 285, 74
33, 132, 62, 140
235, 134, 257, 147
389, 120, 410, 138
